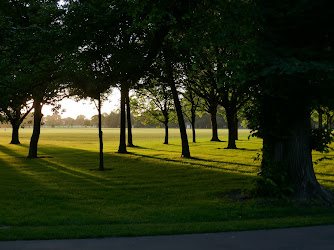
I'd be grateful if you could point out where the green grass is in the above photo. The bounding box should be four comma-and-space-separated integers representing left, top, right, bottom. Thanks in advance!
0, 128, 334, 240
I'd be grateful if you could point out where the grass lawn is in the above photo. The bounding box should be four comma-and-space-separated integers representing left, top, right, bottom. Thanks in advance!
0, 127, 334, 240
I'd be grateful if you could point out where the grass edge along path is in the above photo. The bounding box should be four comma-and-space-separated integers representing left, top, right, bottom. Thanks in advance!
1, 215, 334, 241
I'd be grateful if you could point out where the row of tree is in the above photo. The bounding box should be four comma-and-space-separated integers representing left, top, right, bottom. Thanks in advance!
1, 0, 334, 203
34, 110, 235, 130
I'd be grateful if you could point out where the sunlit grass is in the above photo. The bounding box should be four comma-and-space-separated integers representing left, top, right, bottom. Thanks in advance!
0, 128, 333, 240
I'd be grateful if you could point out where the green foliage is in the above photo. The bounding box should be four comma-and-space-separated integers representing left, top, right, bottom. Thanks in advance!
311, 128, 334, 153
256, 159, 294, 198
131, 83, 176, 126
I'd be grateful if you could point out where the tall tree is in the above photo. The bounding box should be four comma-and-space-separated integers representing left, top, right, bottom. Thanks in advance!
0, 0, 66, 158
182, 0, 256, 148
249, 0, 334, 203
163, 49, 191, 157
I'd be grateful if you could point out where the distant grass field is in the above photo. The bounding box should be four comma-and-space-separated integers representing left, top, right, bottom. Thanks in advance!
0, 127, 334, 240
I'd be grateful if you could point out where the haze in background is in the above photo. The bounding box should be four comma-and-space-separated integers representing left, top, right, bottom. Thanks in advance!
43, 91, 120, 119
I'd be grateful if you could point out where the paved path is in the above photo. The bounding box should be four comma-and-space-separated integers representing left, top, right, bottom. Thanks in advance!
0, 225, 333, 250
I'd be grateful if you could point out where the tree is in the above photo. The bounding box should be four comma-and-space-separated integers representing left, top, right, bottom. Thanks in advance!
0, 2, 34, 144
249, 0, 334, 203
44, 114, 63, 127
63, 117, 74, 127
163, 49, 191, 157
187, 64, 223, 142
0, 0, 66, 158
132, 81, 175, 144
181, 0, 256, 148
0, 86, 33, 144
181, 87, 201, 143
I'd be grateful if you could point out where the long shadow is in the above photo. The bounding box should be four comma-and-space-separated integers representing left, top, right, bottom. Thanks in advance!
229, 148, 260, 152
130, 152, 259, 174
316, 172, 334, 178
0, 144, 113, 187
134, 145, 182, 154
9, 143, 261, 173
190, 156, 259, 168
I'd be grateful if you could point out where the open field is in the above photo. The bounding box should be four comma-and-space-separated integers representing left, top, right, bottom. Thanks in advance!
0, 128, 334, 240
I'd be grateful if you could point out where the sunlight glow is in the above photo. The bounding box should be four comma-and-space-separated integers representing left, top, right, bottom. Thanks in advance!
43, 92, 120, 119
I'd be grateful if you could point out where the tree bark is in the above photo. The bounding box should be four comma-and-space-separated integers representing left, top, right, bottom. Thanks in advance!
118, 84, 127, 153
164, 122, 169, 144
318, 107, 323, 128
210, 108, 220, 141
98, 95, 104, 171
262, 110, 334, 205
226, 109, 238, 149
235, 117, 239, 140
164, 54, 191, 158
8, 106, 33, 145
28, 99, 43, 158
191, 110, 196, 143
10, 120, 20, 144
126, 87, 134, 147
163, 110, 169, 144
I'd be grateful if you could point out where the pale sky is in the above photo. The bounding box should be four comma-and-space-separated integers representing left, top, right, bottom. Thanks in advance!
43, 91, 120, 119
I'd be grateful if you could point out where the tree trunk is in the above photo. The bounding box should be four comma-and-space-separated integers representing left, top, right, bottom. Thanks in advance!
118, 84, 127, 153
163, 111, 169, 144
28, 99, 43, 158
126, 87, 134, 147
262, 111, 334, 204
10, 120, 20, 144
318, 107, 323, 128
164, 55, 191, 158
210, 108, 220, 141
98, 95, 104, 171
235, 117, 239, 140
191, 111, 196, 143
164, 122, 169, 144
226, 109, 238, 149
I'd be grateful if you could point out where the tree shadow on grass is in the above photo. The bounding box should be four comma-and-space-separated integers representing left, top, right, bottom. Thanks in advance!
215, 147, 260, 152
130, 152, 259, 174
0, 144, 113, 187
134, 145, 180, 154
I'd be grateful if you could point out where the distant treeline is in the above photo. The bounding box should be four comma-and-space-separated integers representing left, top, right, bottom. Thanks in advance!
18, 111, 244, 129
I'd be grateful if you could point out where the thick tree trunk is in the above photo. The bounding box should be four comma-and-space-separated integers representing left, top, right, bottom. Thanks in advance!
10, 121, 20, 144
226, 109, 238, 149
28, 99, 43, 158
126, 87, 134, 147
286, 112, 333, 203
118, 85, 127, 153
262, 111, 334, 204
164, 55, 191, 158
98, 95, 104, 171
210, 109, 220, 141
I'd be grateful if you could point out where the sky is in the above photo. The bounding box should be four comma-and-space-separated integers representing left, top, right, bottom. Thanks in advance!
43, 91, 120, 119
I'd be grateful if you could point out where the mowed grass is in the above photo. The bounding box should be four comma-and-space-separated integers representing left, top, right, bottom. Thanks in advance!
0, 128, 334, 240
